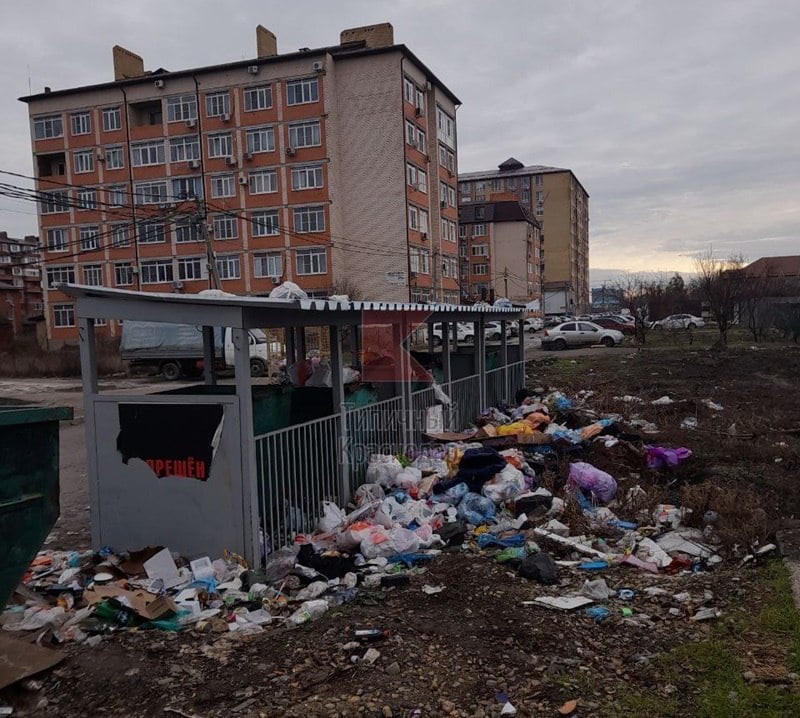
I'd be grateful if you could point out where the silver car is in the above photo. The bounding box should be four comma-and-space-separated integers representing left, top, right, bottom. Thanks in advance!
651, 314, 705, 330
544, 321, 624, 349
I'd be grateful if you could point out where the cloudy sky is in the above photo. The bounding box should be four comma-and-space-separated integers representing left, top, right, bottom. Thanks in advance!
1, 0, 798, 285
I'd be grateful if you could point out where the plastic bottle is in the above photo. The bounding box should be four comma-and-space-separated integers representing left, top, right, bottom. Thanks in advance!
288, 599, 328, 625
355, 628, 390, 642
93, 601, 135, 627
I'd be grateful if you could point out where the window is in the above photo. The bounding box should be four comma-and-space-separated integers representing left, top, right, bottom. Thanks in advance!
441, 218, 456, 242
177, 257, 204, 281
286, 78, 319, 105
295, 247, 327, 275
134, 181, 168, 205
137, 221, 166, 244
535, 174, 543, 187
249, 169, 277, 195
416, 127, 426, 151
166, 95, 197, 123
288, 120, 320, 149
74, 150, 94, 174
210, 174, 235, 198
79, 226, 99, 250
473, 263, 488, 276
403, 78, 415, 104
436, 107, 455, 149
213, 215, 238, 239
107, 185, 126, 207
205, 91, 230, 118
522, 176, 531, 189
216, 254, 241, 280
419, 248, 430, 274
418, 208, 429, 234
459, 243, 467, 258
439, 144, 455, 172
77, 189, 97, 211
43, 228, 67, 252
244, 85, 272, 111
170, 135, 200, 162
253, 252, 282, 278
475, 207, 485, 220
440, 182, 456, 207
293, 206, 325, 233
408, 205, 418, 230
472, 244, 488, 256
34, 115, 63, 140
82, 264, 103, 286
473, 223, 486, 237
140, 259, 173, 284
208, 133, 232, 158
102, 107, 121, 132
115, 262, 133, 286
536, 191, 544, 202
489, 179, 501, 192
415, 89, 425, 115
105, 146, 124, 170
111, 224, 130, 248
291, 164, 323, 190
245, 126, 275, 154
172, 176, 202, 200
521, 189, 530, 203
459, 225, 467, 239
442, 256, 458, 278
46, 266, 75, 288
71, 112, 91, 136
52, 303, 75, 327
41, 191, 70, 214
175, 217, 201, 243
536, 206, 543, 217
131, 141, 165, 167
252, 210, 279, 236
405, 121, 416, 146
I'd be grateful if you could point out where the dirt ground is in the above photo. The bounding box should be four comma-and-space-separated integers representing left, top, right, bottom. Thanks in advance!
3, 344, 800, 717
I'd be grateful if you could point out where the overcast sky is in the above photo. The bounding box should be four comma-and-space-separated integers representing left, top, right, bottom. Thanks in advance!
2, 0, 798, 285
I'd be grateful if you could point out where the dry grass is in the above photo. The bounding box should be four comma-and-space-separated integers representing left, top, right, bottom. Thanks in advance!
0, 337, 123, 377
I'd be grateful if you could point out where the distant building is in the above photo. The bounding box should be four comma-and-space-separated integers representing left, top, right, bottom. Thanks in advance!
0, 232, 43, 344
459, 158, 589, 311
457, 200, 541, 304
591, 286, 623, 311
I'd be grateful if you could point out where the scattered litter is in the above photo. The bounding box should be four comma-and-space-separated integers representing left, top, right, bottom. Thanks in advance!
421, 584, 445, 595
651, 396, 674, 405
558, 699, 579, 715
585, 606, 610, 623
530, 596, 594, 611
691, 607, 720, 622
681, 417, 698, 430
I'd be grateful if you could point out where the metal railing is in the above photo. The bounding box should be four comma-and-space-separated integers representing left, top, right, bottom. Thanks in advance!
345, 395, 405, 492
447, 373, 482, 430
411, 385, 438, 445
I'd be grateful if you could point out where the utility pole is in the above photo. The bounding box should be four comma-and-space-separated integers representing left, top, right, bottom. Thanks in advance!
197, 199, 220, 290
503, 266, 509, 298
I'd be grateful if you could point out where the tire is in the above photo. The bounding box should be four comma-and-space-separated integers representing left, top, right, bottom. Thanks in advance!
250, 358, 267, 377
490, 332, 501, 341
433, 336, 443, 347
653, 324, 663, 330
686, 322, 696, 330
464, 334, 474, 344
553, 338, 567, 351
601, 336, 615, 348
161, 361, 181, 381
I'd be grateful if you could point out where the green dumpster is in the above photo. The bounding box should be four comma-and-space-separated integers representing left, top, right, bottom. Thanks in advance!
0, 405, 73, 610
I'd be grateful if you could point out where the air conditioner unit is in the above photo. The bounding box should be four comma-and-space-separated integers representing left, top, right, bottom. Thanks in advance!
186, 119, 197, 128
247, 65, 260, 75
270, 276, 280, 285
221, 113, 231, 122
225, 156, 237, 166
286, 146, 296, 157
238, 174, 248, 185
440, 200, 447, 209
172, 280, 184, 289
188, 159, 201, 170
244, 151, 253, 161
96, 150, 105, 161
312, 61, 324, 72
420, 232, 428, 241
154, 79, 165, 89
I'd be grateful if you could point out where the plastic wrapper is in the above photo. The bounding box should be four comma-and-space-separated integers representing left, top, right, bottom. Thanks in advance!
269, 281, 308, 300
568, 461, 617, 504
365, 454, 404, 487
457, 492, 496, 525
317, 501, 346, 533
353, 483, 385, 508
482, 464, 526, 504
435, 481, 469, 506
264, 547, 298, 583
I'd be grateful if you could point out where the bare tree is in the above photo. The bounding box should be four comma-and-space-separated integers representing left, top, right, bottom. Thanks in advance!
692, 251, 749, 348
615, 273, 664, 345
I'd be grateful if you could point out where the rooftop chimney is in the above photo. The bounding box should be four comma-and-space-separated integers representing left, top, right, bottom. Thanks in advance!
339, 22, 394, 49
113, 45, 145, 81
256, 25, 278, 58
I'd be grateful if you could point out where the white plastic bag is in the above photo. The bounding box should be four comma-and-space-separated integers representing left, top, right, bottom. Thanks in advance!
387, 527, 420, 555
353, 483, 385, 508
482, 464, 526, 504
270, 281, 308, 300
395, 467, 422, 490
365, 455, 403, 488
317, 501, 346, 533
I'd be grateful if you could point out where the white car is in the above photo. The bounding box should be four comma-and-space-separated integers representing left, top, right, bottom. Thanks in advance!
427, 322, 474, 345
651, 314, 705, 330
524, 317, 544, 332
544, 321, 624, 349
485, 321, 517, 341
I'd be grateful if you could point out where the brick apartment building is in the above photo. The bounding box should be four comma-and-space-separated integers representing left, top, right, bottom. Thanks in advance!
459, 158, 589, 312
0, 232, 43, 344
20, 22, 461, 342
457, 200, 541, 305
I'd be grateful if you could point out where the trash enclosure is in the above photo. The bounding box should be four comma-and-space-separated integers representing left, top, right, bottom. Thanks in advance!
65, 285, 526, 565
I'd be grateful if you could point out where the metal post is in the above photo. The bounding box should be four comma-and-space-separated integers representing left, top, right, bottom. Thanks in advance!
296, 327, 307, 362
399, 317, 414, 450
202, 326, 216, 386
442, 320, 452, 429
349, 324, 359, 366
285, 327, 296, 368
329, 325, 349, 504
78, 316, 100, 548
518, 316, 526, 394
427, 321, 435, 357
476, 316, 486, 410
500, 319, 509, 403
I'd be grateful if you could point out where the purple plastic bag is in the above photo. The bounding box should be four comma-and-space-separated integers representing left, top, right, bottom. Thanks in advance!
568, 462, 617, 504
645, 445, 692, 469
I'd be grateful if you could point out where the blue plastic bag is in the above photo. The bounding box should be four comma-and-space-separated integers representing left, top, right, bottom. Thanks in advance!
436, 482, 469, 506
456, 492, 496, 525
477, 533, 525, 549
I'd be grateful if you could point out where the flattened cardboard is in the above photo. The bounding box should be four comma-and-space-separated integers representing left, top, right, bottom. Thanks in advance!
0, 633, 63, 690
84, 584, 177, 621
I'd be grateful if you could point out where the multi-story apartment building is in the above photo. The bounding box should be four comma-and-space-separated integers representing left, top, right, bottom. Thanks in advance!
0, 232, 43, 343
459, 157, 589, 312
457, 200, 541, 305
20, 22, 461, 342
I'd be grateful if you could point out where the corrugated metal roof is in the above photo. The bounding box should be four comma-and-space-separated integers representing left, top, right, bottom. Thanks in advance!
458, 164, 568, 181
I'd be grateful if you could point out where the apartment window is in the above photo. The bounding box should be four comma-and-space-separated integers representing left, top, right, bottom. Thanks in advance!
440, 182, 456, 207
472, 244, 488, 256
166, 95, 197, 123
140, 259, 173, 284
134, 181, 168, 205
177, 257, 204, 281
416, 128, 426, 151
71, 112, 91, 136
436, 107, 455, 149
216, 254, 241, 280
46, 229, 67, 255
131, 141, 164, 167
107, 185, 126, 207
475, 207, 485, 220
77, 189, 97, 211
52, 303, 75, 327
74, 150, 94, 174
213, 215, 238, 239
403, 78, 415, 104
415, 89, 425, 115
111, 224, 130, 248
489, 179, 501, 192
439, 144, 455, 172
408, 205, 418, 230
249, 169, 277, 195
418, 209, 429, 234
114, 262, 133, 286
82, 264, 103, 286
210, 174, 235, 198
405, 121, 416, 146
442, 218, 456, 242
407, 163, 427, 192
409, 247, 420, 273
536, 191, 544, 202
535, 174, 543, 187
105, 146, 124, 169
521, 189, 530, 203
137, 221, 166, 244
170, 135, 200, 162
522, 176, 531, 189
41, 191, 70, 214
291, 164, 323, 190
295, 247, 327, 275
536, 206, 544, 216
473, 223, 486, 236
172, 176, 202, 200
417, 168, 427, 193
175, 217, 202, 243
288, 120, 320, 149
244, 85, 272, 111
46, 266, 75, 288
79, 226, 99, 251
459, 225, 467, 239
459, 243, 467, 258
252, 210, 279, 236
205, 91, 230, 118
34, 115, 63, 140
253, 252, 282, 278
286, 78, 319, 105
245, 126, 275, 154
208, 133, 232, 158
102, 107, 121, 132
474, 263, 488, 276
293, 206, 325, 233
419, 248, 430, 274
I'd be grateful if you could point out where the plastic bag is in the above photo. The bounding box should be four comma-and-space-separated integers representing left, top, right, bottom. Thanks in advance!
353, 483, 385, 508
645, 445, 693, 469
457, 492, 496, 525
482, 463, 526, 504
264, 547, 298, 583
270, 281, 308, 300
395, 467, 422, 490
306, 360, 332, 388
343, 367, 361, 384
336, 521, 373, 551
581, 578, 611, 600
387, 527, 420, 556
518, 553, 559, 584
365, 454, 403, 488
294, 580, 329, 601
317, 501, 346, 533
568, 461, 617, 504
434, 481, 469, 506
433, 382, 452, 406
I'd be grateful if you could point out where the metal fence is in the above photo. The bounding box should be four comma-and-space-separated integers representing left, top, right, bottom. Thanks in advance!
447, 374, 482, 431
345, 395, 405, 493
411, 386, 438, 445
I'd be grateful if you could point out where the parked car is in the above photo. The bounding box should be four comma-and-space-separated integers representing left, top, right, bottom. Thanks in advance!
651, 314, 705, 330
543, 321, 624, 349
524, 317, 544, 332
427, 322, 474, 345
485, 321, 516, 341
592, 317, 636, 335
